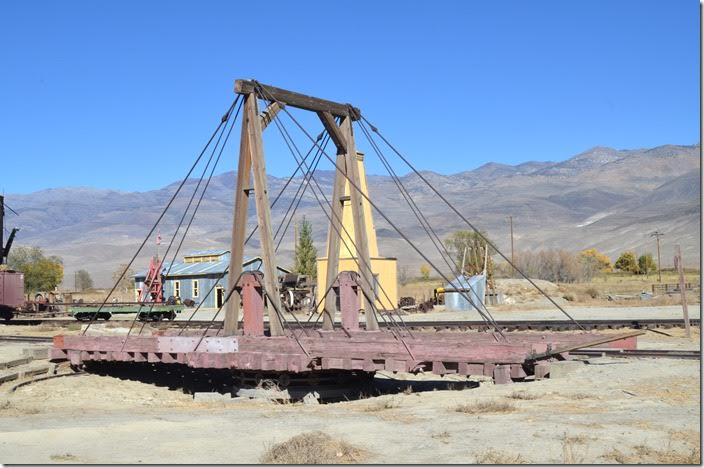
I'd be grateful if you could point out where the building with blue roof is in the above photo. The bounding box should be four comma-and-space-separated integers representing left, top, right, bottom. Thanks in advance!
133, 250, 291, 308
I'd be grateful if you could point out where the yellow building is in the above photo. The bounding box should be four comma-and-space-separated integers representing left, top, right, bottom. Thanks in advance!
316, 152, 398, 311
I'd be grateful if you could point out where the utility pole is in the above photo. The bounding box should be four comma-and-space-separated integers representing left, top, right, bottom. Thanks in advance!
508, 215, 515, 278
674, 245, 691, 338
650, 230, 664, 283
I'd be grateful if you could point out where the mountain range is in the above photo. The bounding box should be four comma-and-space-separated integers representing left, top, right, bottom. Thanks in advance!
5, 143, 700, 287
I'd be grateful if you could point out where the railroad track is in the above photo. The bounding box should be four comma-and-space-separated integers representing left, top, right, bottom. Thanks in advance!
570, 348, 701, 360
1, 317, 700, 332
0, 335, 54, 343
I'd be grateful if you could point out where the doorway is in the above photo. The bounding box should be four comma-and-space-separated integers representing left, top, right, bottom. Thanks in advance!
216, 287, 225, 308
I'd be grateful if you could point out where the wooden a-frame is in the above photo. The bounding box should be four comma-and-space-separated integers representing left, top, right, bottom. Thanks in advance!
224, 80, 377, 335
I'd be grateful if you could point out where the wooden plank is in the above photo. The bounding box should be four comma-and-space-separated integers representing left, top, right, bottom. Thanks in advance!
341, 118, 378, 331
245, 92, 285, 336
235, 80, 360, 120
675, 245, 691, 337
317, 111, 347, 152
224, 95, 253, 335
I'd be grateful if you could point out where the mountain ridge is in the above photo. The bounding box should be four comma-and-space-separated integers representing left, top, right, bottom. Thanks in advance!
5, 143, 700, 287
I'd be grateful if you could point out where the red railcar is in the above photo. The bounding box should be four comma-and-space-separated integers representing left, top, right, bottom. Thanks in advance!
0, 270, 24, 319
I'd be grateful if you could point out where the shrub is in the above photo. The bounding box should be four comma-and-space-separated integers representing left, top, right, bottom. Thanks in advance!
260, 431, 367, 464
455, 400, 515, 414
584, 287, 599, 299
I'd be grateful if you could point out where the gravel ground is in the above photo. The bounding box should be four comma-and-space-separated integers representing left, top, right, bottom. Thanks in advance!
0, 305, 699, 464
0, 354, 699, 464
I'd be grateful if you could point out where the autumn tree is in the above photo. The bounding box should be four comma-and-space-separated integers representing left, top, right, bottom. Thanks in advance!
444, 230, 495, 278
614, 251, 638, 274
7, 246, 64, 293
398, 266, 410, 286
419, 264, 430, 280
294, 217, 317, 278
112, 264, 136, 292
74, 269, 94, 291
579, 249, 612, 272
579, 249, 612, 281
638, 253, 656, 276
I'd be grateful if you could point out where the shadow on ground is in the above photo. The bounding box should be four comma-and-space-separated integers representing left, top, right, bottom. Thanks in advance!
82, 362, 479, 402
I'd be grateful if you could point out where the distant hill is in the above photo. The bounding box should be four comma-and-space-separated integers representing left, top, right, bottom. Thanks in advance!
5, 143, 700, 287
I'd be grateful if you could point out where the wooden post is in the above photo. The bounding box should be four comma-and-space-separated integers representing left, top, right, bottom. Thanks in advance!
508, 215, 515, 278
674, 245, 691, 338
322, 152, 347, 330
334, 271, 360, 331
341, 118, 378, 331
224, 97, 253, 335
245, 93, 285, 336
237, 272, 265, 336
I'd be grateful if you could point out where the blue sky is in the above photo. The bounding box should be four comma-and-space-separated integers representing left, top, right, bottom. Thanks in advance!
1, 0, 699, 194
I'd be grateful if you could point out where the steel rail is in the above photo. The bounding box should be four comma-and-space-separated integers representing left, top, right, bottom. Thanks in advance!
0, 335, 54, 343
570, 348, 700, 360
4, 317, 699, 331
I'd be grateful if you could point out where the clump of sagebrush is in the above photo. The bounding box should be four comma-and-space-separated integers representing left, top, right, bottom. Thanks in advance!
260, 431, 368, 464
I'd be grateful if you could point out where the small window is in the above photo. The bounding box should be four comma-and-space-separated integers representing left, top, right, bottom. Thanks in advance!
192, 280, 199, 298
174, 281, 181, 298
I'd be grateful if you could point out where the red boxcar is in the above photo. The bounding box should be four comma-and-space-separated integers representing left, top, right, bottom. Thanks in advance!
0, 270, 25, 313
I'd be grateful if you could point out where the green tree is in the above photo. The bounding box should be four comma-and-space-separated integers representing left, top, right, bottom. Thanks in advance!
75, 269, 94, 291
293, 217, 317, 278
637, 253, 656, 276
444, 230, 495, 278
614, 251, 638, 274
7, 246, 64, 293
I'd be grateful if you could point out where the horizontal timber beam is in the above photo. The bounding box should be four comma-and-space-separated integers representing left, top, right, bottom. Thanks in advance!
235, 79, 361, 120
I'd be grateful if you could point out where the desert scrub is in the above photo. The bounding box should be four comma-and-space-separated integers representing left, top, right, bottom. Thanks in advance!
260, 431, 368, 464
455, 400, 515, 414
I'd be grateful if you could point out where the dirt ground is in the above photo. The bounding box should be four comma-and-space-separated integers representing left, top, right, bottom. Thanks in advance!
0, 313, 700, 464
400, 275, 700, 310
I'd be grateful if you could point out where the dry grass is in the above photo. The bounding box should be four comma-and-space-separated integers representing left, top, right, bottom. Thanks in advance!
604, 432, 701, 465
455, 400, 515, 414
50, 453, 78, 462
506, 391, 539, 400
0, 399, 41, 415
431, 431, 451, 443
562, 434, 589, 463
363, 397, 400, 412
605, 444, 700, 464
563, 392, 593, 400
260, 431, 368, 464
474, 449, 528, 464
